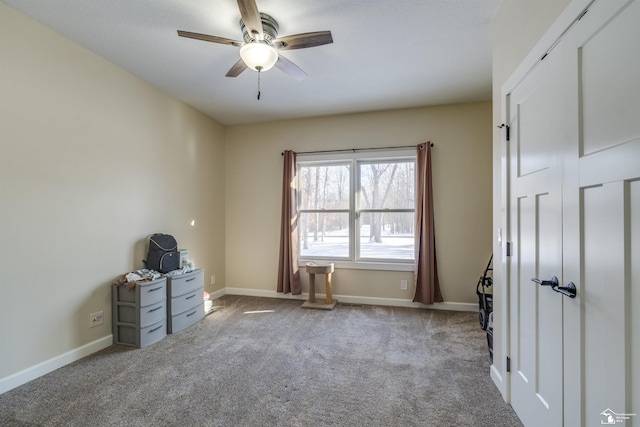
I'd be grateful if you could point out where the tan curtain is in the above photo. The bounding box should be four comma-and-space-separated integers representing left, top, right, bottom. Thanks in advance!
277, 150, 302, 295
413, 143, 443, 304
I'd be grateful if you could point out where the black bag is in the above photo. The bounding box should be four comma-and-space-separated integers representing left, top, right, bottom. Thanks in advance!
145, 233, 179, 273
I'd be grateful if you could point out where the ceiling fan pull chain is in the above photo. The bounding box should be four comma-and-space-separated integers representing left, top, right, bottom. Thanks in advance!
257, 66, 262, 100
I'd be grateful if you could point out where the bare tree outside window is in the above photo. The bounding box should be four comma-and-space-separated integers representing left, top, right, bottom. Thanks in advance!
299, 163, 350, 258
298, 155, 415, 263
359, 160, 415, 260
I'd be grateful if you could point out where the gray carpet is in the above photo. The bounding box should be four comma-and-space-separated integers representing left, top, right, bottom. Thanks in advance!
0, 295, 522, 427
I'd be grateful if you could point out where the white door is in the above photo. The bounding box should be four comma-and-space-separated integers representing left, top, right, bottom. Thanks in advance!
505, 0, 640, 426
506, 32, 565, 427
561, 0, 640, 425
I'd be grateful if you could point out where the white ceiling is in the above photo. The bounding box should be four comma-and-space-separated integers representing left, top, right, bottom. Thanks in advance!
2, 0, 502, 125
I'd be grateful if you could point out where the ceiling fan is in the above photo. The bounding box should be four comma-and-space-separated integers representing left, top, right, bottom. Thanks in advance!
177, 0, 333, 82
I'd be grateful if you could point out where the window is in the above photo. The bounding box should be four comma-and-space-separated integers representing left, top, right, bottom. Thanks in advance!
297, 150, 416, 269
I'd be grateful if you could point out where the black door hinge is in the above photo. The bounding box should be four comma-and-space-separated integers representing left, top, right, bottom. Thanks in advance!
506, 357, 511, 372
506, 242, 512, 257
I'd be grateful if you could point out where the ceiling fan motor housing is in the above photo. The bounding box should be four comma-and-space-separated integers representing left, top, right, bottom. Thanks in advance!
241, 13, 279, 45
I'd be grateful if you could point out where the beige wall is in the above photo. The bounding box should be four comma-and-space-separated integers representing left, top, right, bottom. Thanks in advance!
0, 3, 226, 380
225, 102, 493, 305
491, 0, 572, 395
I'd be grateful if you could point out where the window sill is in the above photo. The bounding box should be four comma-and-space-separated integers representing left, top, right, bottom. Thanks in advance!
298, 260, 414, 272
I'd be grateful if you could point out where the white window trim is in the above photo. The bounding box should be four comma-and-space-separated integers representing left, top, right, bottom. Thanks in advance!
297, 148, 416, 271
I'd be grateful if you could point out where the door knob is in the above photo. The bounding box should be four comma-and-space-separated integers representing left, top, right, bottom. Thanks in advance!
553, 282, 577, 298
531, 276, 559, 287
531, 276, 576, 298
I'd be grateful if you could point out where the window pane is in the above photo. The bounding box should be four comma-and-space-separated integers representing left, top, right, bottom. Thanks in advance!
299, 212, 349, 258
359, 161, 415, 209
299, 164, 350, 210
359, 212, 415, 260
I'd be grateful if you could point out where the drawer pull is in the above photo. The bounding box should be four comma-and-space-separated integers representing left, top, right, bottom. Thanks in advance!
149, 325, 164, 333
185, 294, 196, 300
148, 306, 163, 313
148, 286, 163, 292
186, 310, 197, 317
186, 277, 195, 282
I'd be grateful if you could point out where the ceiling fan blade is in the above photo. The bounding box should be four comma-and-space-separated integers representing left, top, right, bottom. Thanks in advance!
275, 55, 307, 81
274, 31, 333, 50
226, 59, 248, 77
237, 0, 263, 40
177, 30, 242, 47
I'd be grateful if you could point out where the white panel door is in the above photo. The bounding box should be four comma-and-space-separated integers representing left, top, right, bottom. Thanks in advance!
561, 0, 640, 425
507, 39, 565, 427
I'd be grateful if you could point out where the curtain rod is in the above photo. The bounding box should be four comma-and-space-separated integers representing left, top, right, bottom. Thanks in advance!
281, 142, 433, 156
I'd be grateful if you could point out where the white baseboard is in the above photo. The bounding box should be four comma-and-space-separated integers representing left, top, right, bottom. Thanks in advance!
223, 287, 476, 312
207, 288, 227, 301
0, 335, 112, 395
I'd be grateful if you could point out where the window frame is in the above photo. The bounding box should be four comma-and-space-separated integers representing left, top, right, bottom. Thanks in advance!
296, 148, 416, 271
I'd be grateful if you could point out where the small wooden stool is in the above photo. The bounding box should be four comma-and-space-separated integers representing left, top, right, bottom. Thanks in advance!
302, 262, 337, 310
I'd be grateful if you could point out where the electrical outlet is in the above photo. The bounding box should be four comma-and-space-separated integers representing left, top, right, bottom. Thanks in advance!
401, 280, 408, 290
211, 275, 216, 285
90, 311, 103, 327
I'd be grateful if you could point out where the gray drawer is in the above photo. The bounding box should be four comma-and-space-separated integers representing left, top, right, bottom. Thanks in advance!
167, 269, 203, 298
116, 278, 166, 307
168, 302, 204, 334
169, 290, 201, 316
117, 300, 166, 328
116, 318, 166, 348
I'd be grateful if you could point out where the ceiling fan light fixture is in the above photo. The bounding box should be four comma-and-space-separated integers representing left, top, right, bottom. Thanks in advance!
240, 42, 278, 72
